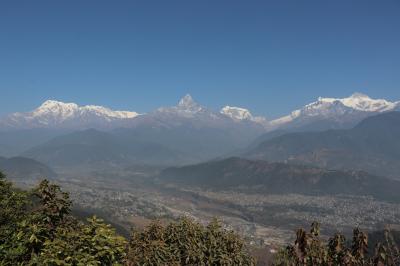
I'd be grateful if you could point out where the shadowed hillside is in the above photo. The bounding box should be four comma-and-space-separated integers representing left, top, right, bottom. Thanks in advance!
0, 156, 56, 180
159, 157, 400, 202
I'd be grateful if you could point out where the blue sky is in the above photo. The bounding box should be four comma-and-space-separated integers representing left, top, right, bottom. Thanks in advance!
0, 0, 399, 118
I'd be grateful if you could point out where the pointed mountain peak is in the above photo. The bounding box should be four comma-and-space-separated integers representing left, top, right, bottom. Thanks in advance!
176, 94, 204, 113
178, 94, 196, 107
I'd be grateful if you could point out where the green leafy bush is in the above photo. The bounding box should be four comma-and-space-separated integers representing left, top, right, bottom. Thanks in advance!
0, 173, 125, 265
126, 217, 255, 265
34, 216, 126, 265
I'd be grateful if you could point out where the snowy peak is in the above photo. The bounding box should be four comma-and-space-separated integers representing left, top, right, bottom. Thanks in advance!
221, 106, 268, 127
221, 106, 253, 120
33, 100, 79, 121
269, 92, 400, 128
155, 94, 267, 128
341, 93, 397, 112
178, 94, 196, 107
177, 94, 203, 112
33, 100, 139, 120
155, 94, 205, 116
39, 100, 78, 110
317, 93, 398, 112
1, 100, 140, 129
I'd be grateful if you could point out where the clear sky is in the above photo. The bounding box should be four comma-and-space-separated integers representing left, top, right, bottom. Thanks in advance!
1, 0, 399, 118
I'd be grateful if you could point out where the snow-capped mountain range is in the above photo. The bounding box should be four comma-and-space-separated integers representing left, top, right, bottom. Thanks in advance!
36, 100, 139, 120
269, 93, 400, 129
0, 93, 399, 131
0, 100, 140, 130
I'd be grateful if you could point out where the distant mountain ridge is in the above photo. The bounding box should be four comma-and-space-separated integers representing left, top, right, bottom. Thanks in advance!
244, 111, 400, 179
0, 156, 56, 180
0, 129, 69, 157
1, 93, 398, 132
22, 129, 188, 168
1, 95, 266, 160
2, 93, 400, 167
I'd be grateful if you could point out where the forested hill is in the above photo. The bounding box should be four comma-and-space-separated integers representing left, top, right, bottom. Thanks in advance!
159, 157, 400, 202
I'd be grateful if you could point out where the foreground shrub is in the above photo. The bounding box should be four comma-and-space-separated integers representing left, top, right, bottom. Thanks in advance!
34, 216, 126, 265
0, 173, 125, 265
126, 217, 255, 265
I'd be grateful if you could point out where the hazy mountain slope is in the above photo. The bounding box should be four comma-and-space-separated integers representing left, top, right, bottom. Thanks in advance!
159, 157, 400, 202
0, 129, 69, 157
1, 95, 266, 161
245, 129, 290, 151
245, 112, 400, 179
23, 129, 188, 168
113, 95, 266, 159
0, 156, 56, 180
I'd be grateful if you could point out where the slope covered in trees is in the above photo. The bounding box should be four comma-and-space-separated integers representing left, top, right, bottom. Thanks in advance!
159, 157, 400, 202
